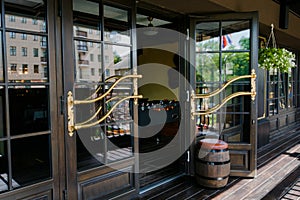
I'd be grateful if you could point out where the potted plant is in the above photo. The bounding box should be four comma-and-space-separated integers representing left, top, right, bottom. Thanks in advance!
258, 24, 296, 72
258, 47, 296, 72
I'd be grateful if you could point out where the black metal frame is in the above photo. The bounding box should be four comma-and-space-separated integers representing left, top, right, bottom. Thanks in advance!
189, 12, 258, 177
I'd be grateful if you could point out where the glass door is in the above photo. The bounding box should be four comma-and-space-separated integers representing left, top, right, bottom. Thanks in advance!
135, 12, 188, 191
63, 1, 142, 199
190, 12, 258, 177
0, 0, 60, 199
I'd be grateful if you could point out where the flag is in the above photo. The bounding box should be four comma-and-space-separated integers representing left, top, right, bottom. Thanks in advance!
222, 35, 227, 48
222, 34, 232, 48
226, 34, 232, 45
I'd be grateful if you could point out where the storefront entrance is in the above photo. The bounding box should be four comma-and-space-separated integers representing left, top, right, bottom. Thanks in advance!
0, 0, 257, 199
62, 1, 190, 199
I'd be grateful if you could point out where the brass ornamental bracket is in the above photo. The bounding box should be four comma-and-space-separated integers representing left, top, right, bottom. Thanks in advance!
74, 74, 142, 105
191, 69, 256, 119
67, 74, 143, 136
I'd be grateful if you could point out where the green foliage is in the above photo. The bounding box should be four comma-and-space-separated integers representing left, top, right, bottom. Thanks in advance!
239, 37, 250, 50
258, 48, 296, 73
114, 53, 122, 64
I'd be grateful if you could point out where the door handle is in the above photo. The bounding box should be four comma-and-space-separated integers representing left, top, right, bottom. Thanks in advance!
67, 74, 143, 136
191, 69, 256, 118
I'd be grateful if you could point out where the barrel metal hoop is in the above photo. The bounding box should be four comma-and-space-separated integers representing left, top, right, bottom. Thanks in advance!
196, 159, 231, 165
195, 173, 229, 181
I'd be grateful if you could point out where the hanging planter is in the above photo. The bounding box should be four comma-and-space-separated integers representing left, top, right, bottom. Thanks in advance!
258, 24, 296, 73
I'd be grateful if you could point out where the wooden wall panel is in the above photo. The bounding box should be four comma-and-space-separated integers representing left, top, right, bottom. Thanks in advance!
229, 150, 249, 171
79, 171, 133, 200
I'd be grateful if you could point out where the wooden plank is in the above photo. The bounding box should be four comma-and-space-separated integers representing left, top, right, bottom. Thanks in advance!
211, 144, 300, 200
245, 158, 299, 199
262, 166, 300, 199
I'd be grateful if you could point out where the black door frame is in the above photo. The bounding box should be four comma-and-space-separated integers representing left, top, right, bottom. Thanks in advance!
189, 12, 258, 177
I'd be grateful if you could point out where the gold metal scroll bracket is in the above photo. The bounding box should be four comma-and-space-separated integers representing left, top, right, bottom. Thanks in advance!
67, 74, 143, 136
67, 91, 75, 136
191, 69, 256, 119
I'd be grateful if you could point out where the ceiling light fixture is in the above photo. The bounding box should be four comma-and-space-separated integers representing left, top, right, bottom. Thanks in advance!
143, 16, 158, 36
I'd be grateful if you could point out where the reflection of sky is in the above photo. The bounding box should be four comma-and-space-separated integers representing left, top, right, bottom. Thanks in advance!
228, 29, 250, 48
113, 29, 250, 56
111, 33, 130, 57
198, 29, 250, 49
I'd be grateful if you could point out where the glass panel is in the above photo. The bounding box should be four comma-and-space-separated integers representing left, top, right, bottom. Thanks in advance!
73, 0, 99, 16
278, 73, 286, 110
0, 32, 3, 82
73, 0, 102, 83
269, 99, 277, 116
196, 22, 220, 52
9, 87, 49, 135
73, 0, 101, 39
11, 135, 51, 187
196, 53, 220, 82
0, 141, 8, 192
288, 68, 294, 108
75, 82, 134, 170
221, 21, 250, 50
7, 33, 48, 82
195, 83, 222, 134
104, 45, 131, 79
74, 40, 102, 82
222, 52, 249, 80
5, 0, 46, 32
104, 5, 130, 44
0, 89, 5, 138
77, 127, 105, 171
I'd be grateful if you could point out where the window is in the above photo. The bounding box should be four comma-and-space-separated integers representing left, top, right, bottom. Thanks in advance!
195, 20, 251, 140
22, 47, 28, 56
41, 37, 47, 47
10, 46, 16, 56
9, 32, 16, 39
34, 65, 39, 73
98, 54, 101, 62
41, 22, 46, 32
10, 64, 17, 73
105, 55, 109, 64
3, 1, 51, 192
33, 35, 38, 41
90, 54, 94, 62
105, 69, 110, 77
8, 15, 15, 22
268, 67, 296, 115
89, 42, 93, 47
21, 33, 27, 40
22, 64, 28, 74
288, 68, 295, 108
33, 48, 39, 57
21, 17, 27, 24
77, 41, 87, 51
91, 68, 95, 76
43, 67, 48, 77
32, 19, 38, 25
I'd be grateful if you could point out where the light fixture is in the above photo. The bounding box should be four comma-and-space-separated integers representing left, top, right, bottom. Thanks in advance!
143, 16, 158, 36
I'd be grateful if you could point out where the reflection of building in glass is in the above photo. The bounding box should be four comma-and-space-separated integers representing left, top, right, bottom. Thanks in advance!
6, 15, 48, 82
74, 25, 129, 82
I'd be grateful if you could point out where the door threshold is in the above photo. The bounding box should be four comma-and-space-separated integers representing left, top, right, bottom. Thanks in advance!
139, 173, 184, 195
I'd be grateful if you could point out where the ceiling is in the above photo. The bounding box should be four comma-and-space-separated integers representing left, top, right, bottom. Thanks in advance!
141, 0, 300, 18
140, 0, 229, 15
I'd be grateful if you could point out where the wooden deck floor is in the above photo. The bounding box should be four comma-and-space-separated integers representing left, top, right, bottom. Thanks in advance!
137, 128, 300, 200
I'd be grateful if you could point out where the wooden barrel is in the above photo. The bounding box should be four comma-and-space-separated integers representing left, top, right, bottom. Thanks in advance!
195, 138, 230, 188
